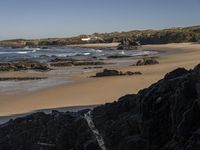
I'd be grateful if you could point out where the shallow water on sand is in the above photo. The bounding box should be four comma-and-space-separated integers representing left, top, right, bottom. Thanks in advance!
0, 47, 158, 94
0, 77, 73, 94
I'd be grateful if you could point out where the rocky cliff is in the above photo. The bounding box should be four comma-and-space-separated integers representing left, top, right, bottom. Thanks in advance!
1, 65, 200, 150
0, 111, 101, 150
93, 65, 200, 150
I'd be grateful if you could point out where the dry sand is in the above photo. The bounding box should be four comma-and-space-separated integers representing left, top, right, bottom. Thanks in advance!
69, 42, 119, 48
0, 43, 200, 116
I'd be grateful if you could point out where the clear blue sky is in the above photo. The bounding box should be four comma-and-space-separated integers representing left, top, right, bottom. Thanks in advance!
0, 0, 199, 40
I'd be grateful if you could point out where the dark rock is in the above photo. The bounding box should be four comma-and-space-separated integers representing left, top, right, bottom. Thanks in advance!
92, 64, 200, 150
0, 60, 50, 72
95, 69, 120, 77
2, 64, 200, 150
0, 112, 100, 150
107, 55, 132, 59
50, 58, 74, 63
40, 46, 49, 49
117, 38, 140, 50
39, 55, 50, 58
51, 62, 73, 67
136, 57, 159, 66
193, 64, 200, 73
50, 58, 107, 67
164, 68, 189, 80
83, 66, 103, 69
73, 61, 106, 66
125, 71, 142, 75
0, 77, 47, 81
84, 139, 102, 150
93, 69, 142, 77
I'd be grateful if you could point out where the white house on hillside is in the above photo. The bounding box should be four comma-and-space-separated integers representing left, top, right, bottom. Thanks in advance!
81, 37, 104, 42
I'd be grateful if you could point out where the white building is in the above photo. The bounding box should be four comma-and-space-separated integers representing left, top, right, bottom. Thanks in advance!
81, 37, 104, 42
81, 37, 92, 41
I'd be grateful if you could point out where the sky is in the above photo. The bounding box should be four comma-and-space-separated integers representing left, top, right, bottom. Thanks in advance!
0, 0, 200, 40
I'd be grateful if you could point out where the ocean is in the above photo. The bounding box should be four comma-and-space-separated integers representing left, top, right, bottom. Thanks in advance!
0, 47, 158, 94
0, 46, 158, 62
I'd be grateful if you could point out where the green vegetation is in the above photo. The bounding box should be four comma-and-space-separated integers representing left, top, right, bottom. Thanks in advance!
0, 25, 200, 48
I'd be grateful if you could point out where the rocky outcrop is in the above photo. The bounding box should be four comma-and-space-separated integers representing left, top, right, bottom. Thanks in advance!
92, 65, 200, 150
0, 77, 47, 81
136, 58, 159, 66
107, 55, 132, 59
93, 69, 142, 77
0, 111, 101, 150
1, 65, 200, 150
50, 58, 107, 67
83, 66, 103, 69
0, 60, 50, 72
117, 38, 140, 50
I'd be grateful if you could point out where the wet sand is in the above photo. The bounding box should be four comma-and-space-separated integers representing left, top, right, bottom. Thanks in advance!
0, 43, 200, 116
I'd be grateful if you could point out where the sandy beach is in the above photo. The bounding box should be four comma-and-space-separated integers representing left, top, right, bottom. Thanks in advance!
0, 43, 200, 116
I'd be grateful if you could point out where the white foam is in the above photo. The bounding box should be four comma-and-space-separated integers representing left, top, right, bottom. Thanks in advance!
91, 49, 103, 53
17, 51, 28, 54
120, 50, 125, 55
0, 51, 29, 54
96, 50, 103, 53
83, 52, 91, 56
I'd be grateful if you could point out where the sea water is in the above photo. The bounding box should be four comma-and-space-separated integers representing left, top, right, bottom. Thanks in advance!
0, 47, 158, 93
0, 47, 158, 62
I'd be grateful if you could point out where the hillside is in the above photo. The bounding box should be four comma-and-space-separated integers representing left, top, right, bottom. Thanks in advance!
0, 25, 200, 48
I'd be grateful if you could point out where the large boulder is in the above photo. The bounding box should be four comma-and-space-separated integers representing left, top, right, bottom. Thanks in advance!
0, 111, 101, 150
2, 65, 200, 150
117, 38, 140, 50
92, 65, 200, 150
95, 69, 121, 77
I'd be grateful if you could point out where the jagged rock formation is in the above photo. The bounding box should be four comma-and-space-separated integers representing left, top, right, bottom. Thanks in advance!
1, 65, 200, 150
117, 38, 140, 50
0, 60, 50, 71
92, 65, 200, 150
0, 111, 101, 150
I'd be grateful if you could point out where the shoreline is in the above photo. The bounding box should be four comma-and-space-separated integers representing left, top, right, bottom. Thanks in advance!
0, 43, 200, 116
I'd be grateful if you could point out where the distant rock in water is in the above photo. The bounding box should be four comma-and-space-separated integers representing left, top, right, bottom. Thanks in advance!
136, 57, 159, 66
107, 55, 132, 59
93, 69, 142, 77
50, 58, 107, 67
2, 65, 200, 150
